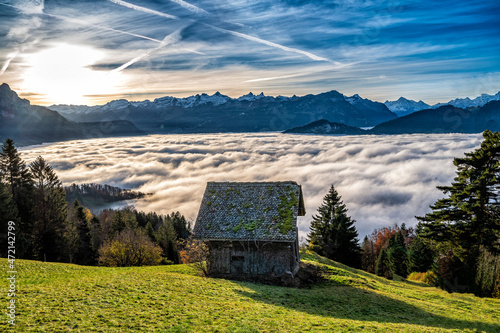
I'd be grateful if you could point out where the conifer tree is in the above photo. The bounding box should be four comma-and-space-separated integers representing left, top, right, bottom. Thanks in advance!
156, 219, 180, 264
0, 182, 19, 257
418, 130, 500, 258
375, 248, 393, 279
407, 236, 434, 274
30, 156, 68, 261
308, 185, 361, 268
0, 138, 35, 258
387, 231, 408, 277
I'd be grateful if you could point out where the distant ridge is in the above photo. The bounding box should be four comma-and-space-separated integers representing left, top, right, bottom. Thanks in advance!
283, 119, 366, 135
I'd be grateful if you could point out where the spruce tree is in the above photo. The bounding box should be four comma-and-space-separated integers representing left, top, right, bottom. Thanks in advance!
386, 231, 408, 277
418, 130, 500, 293
0, 138, 35, 258
407, 236, 434, 274
156, 219, 179, 264
0, 182, 19, 257
307, 185, 361, 268
418, 130, 500, 259
375, 248, 393, 279
30, 156, 68, 262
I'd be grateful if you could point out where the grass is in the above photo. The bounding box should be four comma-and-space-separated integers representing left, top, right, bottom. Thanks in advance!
1, 251, 499, 332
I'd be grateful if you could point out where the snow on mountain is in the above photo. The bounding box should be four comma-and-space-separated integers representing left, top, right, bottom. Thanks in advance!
344, 94, 363, 105
384, 97, 430, 117
153, 92, 231, 108
432, 92, 500, 109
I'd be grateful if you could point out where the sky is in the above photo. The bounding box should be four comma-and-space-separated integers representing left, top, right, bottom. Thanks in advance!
19, 132, 483, 240
1, 0, 499, 105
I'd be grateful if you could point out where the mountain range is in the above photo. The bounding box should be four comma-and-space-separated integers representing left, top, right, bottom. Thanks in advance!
285, 102, 500, 135
49, 90, 397, 133
2, 82, 500, 145
384, 92, 500, 116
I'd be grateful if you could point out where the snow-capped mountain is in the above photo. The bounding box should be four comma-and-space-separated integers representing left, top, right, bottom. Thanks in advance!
49, 90, 397, 133
432, 92, 500, 109
384, 97, 430, 117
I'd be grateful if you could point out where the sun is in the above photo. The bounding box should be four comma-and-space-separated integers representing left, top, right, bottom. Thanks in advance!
21, 43, 124, 105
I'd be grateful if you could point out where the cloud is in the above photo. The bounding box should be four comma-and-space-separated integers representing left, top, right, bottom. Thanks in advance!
0, 0, 44, 75
20, 132, 482, 240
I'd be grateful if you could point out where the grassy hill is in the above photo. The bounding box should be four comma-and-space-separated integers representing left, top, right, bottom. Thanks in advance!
1, 251, 499, 332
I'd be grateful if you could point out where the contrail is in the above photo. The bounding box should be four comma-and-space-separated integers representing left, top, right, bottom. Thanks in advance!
208, 25, 337, 64
106, 0, 336, 64
169, 0, 209, 15
244, 73, 303, 83
0, 2, 163, 43
107, 0, 179, 20
112, 29, 183, 73
0, 52, 18, 76
0, 1, 43, 75
47, 12, 162, 43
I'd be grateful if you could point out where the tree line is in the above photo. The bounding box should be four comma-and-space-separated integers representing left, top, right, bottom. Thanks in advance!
0, 138, 191, 266
64, 183, 149, 209
307, 130, 500, 298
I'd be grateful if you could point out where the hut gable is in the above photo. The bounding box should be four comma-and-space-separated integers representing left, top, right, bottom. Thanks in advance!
193, 181, 305, 242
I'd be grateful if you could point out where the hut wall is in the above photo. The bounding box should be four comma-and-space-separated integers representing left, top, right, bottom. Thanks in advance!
208, 241, 297, 278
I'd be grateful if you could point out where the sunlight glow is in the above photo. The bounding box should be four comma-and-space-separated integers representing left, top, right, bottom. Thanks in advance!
21, 43, 124, 105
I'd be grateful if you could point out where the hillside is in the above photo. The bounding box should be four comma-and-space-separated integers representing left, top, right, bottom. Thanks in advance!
371, 101, 500, 134
0, 83, 144, 145
2, 251, 499, 332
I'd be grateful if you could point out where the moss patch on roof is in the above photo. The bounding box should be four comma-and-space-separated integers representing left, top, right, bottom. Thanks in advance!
193, 182, 304, 241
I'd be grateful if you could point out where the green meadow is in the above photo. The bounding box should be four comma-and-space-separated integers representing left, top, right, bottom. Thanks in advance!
1, 251, 499, 332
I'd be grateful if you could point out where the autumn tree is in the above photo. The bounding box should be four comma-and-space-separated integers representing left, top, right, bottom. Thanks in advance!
99, 228, 162, 266
308, 185, 361, 268
180, 237, 209, 276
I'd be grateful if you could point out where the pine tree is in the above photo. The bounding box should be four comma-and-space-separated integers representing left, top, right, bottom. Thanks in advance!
375, 248, 393, 279
0, 138, 35, 258
418, 130, 500, 256
0, 182, 19, 257
386, 231, 408, 277
30, 156, 68, 262
156, 219, 179, 264
418, 130, 500, 294
407, 236, 434, 274
307, 185, 361, 268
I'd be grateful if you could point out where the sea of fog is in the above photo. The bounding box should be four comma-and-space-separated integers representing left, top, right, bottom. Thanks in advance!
20, 133, 483, 240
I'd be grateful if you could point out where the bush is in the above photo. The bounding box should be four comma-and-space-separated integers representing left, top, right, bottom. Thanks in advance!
99, 228, 162, 266
408, 271, 437, 285
179, 237, 209, 276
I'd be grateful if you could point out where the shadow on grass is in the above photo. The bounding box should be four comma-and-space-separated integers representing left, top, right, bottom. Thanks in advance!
233, 282, 499, 332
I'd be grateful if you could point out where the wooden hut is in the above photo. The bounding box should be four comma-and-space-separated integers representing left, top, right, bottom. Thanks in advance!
193, 181, 305, 280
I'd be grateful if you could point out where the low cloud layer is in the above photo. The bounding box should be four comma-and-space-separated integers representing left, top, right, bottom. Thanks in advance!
20, 133, 483, 240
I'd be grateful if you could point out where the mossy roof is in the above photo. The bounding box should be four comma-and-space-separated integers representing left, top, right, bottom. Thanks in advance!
193, 181, 305, 242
